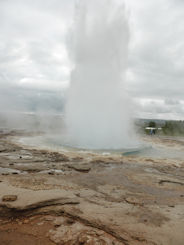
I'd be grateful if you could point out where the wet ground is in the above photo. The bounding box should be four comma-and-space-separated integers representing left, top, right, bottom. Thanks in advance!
0, 129, 184, 245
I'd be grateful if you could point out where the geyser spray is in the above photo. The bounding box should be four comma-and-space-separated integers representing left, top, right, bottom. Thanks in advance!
65, 0, 136, 149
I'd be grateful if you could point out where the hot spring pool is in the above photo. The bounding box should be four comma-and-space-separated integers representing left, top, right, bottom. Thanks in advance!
16, 133, 184, 160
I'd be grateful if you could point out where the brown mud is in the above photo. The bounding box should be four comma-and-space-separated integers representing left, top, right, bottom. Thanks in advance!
0, 130, 184, 245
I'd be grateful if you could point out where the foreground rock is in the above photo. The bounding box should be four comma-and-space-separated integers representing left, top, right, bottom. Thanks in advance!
49, 217, 124, 245
0, 130, 184, 245
0, 183, 79, 212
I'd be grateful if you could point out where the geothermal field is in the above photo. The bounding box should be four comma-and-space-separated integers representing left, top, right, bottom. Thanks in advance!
0, 0, 184, 245
0, 122, 184, 245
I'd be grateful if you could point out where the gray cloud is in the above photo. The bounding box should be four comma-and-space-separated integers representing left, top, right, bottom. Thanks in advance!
0, 0, 73, 113
0, 0, 184, 119
124, 0, 184, 119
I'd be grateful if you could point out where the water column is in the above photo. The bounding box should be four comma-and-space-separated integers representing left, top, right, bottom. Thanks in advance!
65, 0, 136, 149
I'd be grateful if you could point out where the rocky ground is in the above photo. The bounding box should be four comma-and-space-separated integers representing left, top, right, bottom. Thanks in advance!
0, 130, 184, 245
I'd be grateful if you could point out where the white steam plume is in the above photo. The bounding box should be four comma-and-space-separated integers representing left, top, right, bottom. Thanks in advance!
65, 0, 137, 149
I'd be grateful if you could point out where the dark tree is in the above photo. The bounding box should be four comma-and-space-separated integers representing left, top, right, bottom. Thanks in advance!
148, 121, 156, 128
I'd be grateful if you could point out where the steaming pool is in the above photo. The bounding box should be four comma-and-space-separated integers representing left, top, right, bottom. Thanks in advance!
16, 133, 184, 160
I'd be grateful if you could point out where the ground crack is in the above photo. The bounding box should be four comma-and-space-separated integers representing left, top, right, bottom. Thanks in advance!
159, 180, 184, 186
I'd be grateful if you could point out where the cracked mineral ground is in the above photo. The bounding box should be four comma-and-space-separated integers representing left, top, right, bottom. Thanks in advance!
0, 130, 184, 245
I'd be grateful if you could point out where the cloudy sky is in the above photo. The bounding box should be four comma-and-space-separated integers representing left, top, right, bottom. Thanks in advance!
0, 0, 184, 119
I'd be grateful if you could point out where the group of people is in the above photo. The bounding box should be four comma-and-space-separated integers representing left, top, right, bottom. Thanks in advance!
150, 128, 156, 135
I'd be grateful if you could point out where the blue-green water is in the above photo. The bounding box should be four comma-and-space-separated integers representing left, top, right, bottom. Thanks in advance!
18, 134, 184, 160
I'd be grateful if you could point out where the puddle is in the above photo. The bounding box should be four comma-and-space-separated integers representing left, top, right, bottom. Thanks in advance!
39, 169, 64, 174
6, 154, 33, 160
0, 167, 22, 175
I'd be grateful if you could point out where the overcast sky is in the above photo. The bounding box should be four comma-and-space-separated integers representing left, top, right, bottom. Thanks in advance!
0, 0, 184, 119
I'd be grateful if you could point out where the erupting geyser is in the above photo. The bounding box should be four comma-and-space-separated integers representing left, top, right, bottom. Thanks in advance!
65, 0, 137, 149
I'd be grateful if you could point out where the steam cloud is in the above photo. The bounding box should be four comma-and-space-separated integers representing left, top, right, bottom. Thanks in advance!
65, 0, 137, 149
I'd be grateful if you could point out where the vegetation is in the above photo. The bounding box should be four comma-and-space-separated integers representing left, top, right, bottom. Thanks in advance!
162, 121, 184, 136
135, 119, 184, 136
148, 121, 156, 128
